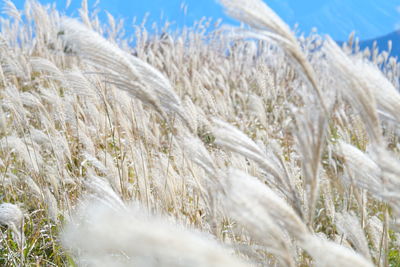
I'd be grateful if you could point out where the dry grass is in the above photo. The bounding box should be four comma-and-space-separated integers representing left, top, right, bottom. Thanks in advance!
0, 0, 399, 266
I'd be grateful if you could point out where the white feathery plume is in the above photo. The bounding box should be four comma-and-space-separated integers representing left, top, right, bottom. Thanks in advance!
369, 148, 400, 217
83, 175, 125, 211
320, 177, 335, 221
2, 86, 29, 126
19, 91, 43, 109
78, 0, 92, 29
359, 60, 400, 123
217, 0, 327, 112
63, 68, 97, 98
62, 200, 250, 267
223, 168, 307, 239
0, 203, 24, 248
293, 103, 327, 225
182, 96, 202, 133
95, 151, 123, 194
23, 176, 42, 198
2, 0, 21, 22
29, 128, 51, 149
247, 94, 267, 125
323, 37, 382, 144
212, 119, 302, 213
302, 235, 374, 267
334, 141, 382, 194
0, 135, 42, 173
366, 216, 383, 258
0, 107, 7, 134
30, 57, 64, 81
335, 212, 371, 260
212, 119, 282, 181
81, 153, 108, 175
182, 135, 217, 178
59, 18, 189, 126
43, 188, 59, 222
222, 168, 306, 266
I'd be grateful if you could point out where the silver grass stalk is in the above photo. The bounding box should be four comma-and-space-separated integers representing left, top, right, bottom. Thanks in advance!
43, 188, 59, 222
23, 176, 42, 199
366, 216, 384, 260
29, 128, 51, 149
82, 153, 108, 175
212, 119, 303, 214
323, 37, 382, 144
0, 135, 42, 173
0, 203, 24, 248
83, 175, 125, 211
293, 103, 327, 226
223, 168, 308, 238
63, 68, 97, 98
335, 212, 372, 260
358, 59, 400, 123
59, 18, 189, 127
217, 0, 328, 113
0, 107, 6, 135
2, 0, 21, 22
334, 141, 382, 195
212, 118, 282, 182
182, 135, 217, 178
369, 148, 400, 219
222, 168, 307, 266
30, 57, 65, 82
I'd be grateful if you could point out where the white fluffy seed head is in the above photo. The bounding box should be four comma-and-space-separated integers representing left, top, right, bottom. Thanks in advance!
0, 203, 24, 247
62, 200, 250, 267
302, 235, 374, 267
0, 203, 23, 228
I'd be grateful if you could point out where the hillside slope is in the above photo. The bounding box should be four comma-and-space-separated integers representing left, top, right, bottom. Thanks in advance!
360, 30, 400, 57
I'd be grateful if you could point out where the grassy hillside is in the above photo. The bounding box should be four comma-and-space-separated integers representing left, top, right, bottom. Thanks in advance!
0, 0, 400, 266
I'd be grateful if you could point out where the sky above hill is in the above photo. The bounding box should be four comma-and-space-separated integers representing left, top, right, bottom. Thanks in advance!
7, 0, 400, 41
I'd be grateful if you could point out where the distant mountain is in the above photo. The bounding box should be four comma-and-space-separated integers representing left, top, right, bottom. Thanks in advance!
359, 30, 400, 58
267, 0, 400, 41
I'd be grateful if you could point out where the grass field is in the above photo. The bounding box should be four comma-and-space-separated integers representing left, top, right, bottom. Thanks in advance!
0, 0, 399, 266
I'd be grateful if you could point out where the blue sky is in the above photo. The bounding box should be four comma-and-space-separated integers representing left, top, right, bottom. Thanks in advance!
7, 0, 400, 41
